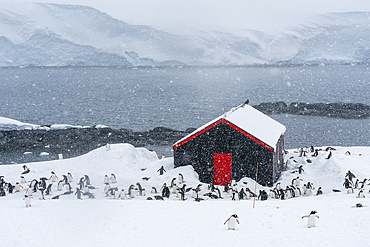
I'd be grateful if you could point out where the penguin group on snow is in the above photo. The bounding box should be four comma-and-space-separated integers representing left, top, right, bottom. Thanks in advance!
0, 144, 368, 232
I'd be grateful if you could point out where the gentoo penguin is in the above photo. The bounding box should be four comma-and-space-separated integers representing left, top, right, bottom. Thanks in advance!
14, 182, 23, 192
316, 187, 323, 196
268, 189, 276, 199
65, 183, 72, 193
136, 182, 145, 196
104, 183, 111, 193
275, 182, 281, 191
0, 188, 5, 197
298, 165, 304, 174
26, 188, 33, 197
151, 187, 157, 194
161, 183, 170, 198
119, 189, 126, 200
128, 184, 137, 198
224, 214, 240, 230
110, 174, 117, 184
231, 180, 237, 191
20, 176, 27, 184
45, 184, 53, 195
178, 173, 184, 184
57, 181, 64, 191
157, 166, 166, 175
38, 189, 45, 200
67, 172, 73, 182
104, 175, 109, 184
24, 195, 31, 208
214, 187, 222, 199
49, 171, 58, 182
39, 177, 48, 189
114, 190, 120, 199
84, 175, 91, 186
61, 175, 68, 184
22, 165, 30, 175
302, 211, 319, 228
357, 189, 365, 198
326, 151, 332, 159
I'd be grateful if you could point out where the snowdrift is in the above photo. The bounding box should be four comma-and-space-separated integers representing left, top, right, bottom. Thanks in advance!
0, 144, 369, 247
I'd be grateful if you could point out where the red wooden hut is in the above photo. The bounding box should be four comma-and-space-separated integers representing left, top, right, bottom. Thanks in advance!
173, 103, 286, 187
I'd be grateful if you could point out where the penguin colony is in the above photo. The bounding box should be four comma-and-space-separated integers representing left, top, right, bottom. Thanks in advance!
0, 146, 368, 230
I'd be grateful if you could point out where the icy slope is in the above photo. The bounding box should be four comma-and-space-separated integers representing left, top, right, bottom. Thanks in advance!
0, 3, 369, 66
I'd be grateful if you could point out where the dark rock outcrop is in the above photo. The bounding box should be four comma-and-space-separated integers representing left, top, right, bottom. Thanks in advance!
0, 127, 193, 165
253, 102, 369, 119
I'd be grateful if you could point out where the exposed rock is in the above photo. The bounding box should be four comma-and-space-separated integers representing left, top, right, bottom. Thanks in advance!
253, 102, 369, 119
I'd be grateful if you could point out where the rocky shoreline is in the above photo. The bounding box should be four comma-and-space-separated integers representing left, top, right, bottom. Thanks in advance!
1, 101, 368, 165
253, 102, 369, 119
0, 127, 195, 165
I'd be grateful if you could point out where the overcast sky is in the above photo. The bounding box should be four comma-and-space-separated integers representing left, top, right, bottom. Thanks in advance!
2, 0, 370, 34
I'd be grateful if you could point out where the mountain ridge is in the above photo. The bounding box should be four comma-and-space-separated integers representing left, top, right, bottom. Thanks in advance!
0, 3, 369, 67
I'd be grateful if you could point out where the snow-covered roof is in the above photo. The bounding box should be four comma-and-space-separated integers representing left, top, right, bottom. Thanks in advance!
174, 104, 286, 150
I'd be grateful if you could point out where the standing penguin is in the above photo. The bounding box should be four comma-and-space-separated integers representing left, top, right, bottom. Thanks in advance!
57, 181, 64, 191
24, 195, 31, 208
49, 171, 58, 182
178, 173, 184, 184
110, 174, 117, 184
104, 175, 109, 184
84, 175, 91, 186
14, 182, 23, 192
224, 214, 240, 230
119, 189, 126, 200
157, 166, 166, 175
67, 172, 73, 182
302, 211, 319, 228
161, 183, 170, 198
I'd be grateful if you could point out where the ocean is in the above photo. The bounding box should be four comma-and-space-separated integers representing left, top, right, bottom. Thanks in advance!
0, 64, 369, 150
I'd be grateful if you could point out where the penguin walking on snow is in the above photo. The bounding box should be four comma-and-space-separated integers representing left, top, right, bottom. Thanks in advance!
302, 211, 319, 228
224, 214, 239, 230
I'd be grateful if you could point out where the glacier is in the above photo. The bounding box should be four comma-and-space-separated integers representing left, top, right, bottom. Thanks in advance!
0, 3, 369, 67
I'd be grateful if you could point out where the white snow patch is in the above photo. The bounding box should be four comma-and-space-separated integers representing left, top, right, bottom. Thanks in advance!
0, 144, 369, 246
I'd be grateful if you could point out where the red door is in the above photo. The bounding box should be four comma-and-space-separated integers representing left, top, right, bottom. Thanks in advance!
213, 153, 232, 186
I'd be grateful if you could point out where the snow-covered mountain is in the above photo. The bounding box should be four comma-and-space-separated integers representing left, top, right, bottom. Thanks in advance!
0, 3, 369, 66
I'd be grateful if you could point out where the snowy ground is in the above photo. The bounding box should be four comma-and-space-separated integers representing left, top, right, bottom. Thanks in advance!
0, 144, 369, 247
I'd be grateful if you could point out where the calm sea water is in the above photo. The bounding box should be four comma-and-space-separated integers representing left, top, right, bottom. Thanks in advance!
0, 65, 369, 149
